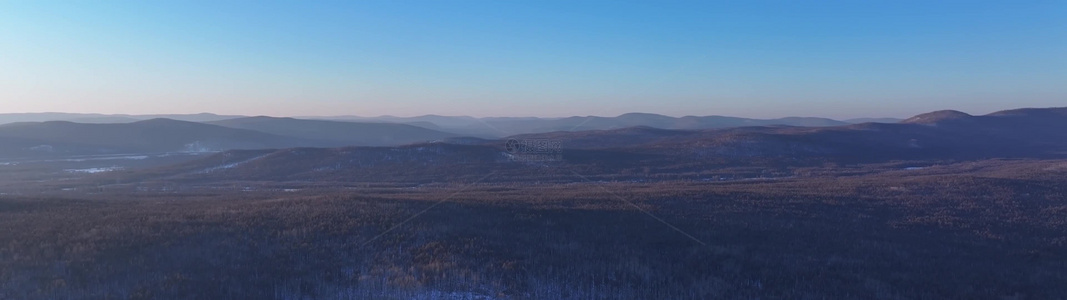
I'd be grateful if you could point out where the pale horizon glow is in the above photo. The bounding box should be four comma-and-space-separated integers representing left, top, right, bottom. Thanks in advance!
2, 1, 1064, 120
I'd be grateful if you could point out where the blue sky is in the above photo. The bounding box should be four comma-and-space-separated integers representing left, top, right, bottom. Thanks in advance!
1, 1, 1064, 118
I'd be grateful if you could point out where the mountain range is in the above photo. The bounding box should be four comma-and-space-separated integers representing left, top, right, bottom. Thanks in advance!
313, 113, 884, 137
76, 107, 1067, 184
0, 119, 307, 158
3, 107, 1063, 171
508, 107, 1067, 161
206, 117, 456, 147
0, 117, 460, 159
1, 112, 904, 139
0, 112, 244, 124
0, 111, 906, 160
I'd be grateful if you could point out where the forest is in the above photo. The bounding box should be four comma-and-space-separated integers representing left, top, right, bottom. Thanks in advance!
2, 158, 1065, 299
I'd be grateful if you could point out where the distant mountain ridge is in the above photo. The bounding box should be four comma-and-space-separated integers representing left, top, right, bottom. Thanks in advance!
0, 113, 245, 124
512, 106, 1067, 161
206, 116, 457, 147
316, 113, 886, 138
4, 107, 1061, 164
0, 117, 461, 159
901, 110, 974, 124
111, 106, 1067, 183
2, 112, 906, 139
0, 119, 309, 159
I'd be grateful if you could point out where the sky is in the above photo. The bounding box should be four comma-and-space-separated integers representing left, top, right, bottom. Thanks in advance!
1, 1, 1064, 119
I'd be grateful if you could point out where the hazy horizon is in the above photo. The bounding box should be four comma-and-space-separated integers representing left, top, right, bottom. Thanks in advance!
0, 105, 1050, 120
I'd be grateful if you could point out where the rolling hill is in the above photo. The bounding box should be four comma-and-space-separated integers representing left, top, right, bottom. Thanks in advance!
0, 117, 463, 160
317, 113, 858, 138
2, 112, 900, 139
0, 112, 247, 125
508, 107, 1067, 160
113, 107, 1067, 184
0, 119, 309, 158
207, 116, 458, 147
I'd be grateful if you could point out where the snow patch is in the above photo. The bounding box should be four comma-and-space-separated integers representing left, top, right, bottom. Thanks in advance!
183, 141, 215, 153
65, 167, 123, 174
62, 155, 149, 162
199, 154, 270, 174
29, 145, 54, 152
907, 139, 921, 148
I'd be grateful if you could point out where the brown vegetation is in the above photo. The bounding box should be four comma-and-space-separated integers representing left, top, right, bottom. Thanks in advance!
2, 159, 1065, 299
